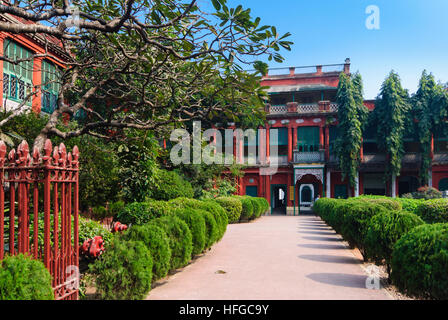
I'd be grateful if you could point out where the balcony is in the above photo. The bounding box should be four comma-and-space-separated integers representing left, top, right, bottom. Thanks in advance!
267, 101, 338, 115
293, 149, 325, 164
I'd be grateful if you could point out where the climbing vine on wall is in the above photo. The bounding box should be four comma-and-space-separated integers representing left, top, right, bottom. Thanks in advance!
335, 72, 367, 190
373, 71, 410, 181
412, 71, 448, 185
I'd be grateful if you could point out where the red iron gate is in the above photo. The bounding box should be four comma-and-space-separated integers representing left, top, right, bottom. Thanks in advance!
0, 139, 80, 300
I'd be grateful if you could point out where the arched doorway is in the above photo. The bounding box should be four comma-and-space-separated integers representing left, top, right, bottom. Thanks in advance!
294, 171, 323, 214
299, 184, 314, 206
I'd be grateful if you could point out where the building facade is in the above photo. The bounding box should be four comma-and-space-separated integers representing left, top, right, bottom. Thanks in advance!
0, 13, 67, 114
229, 59, 448, 214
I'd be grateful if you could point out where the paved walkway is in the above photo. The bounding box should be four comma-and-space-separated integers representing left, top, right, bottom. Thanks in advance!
146, 215, 392, 300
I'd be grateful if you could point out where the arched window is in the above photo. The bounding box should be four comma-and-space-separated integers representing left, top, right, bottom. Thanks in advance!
438, 178, 448, 192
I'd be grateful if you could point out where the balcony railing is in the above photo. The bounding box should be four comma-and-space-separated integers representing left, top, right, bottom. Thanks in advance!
293, 149, 325, 163
267, 102, 338, 115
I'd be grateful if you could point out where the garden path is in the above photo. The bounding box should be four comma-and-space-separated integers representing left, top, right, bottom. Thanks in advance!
146, 215, 392, 300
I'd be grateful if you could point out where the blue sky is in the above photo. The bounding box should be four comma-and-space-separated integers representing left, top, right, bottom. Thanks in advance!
200, 0, 448, 99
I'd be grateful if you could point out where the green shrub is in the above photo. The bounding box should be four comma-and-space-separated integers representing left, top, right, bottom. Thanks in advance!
415, 198, 448, 223
200, 199, 228, 240
356, 196, 402, 211
197, 209, 219, 249
259, 197, 270, 213
150, 215, 193, 270
150, 170, 194, 201
79, 216, 113, 247
233, 196, 254, 221
0, 254, 54, 300
396, 198, 424, 213
117, 200, 173, 225
91, 238, 153, 299
108, 200, 125, 218
91, 206, 107, 220
215, 197, 242, 223
365, 210, 425, 274
391, 223, 448, 299
174, 208, 206, 255
402, 186, 442, 200
248, 197, 262, 219
121, 224, 171, 280
340, 200, 387, 255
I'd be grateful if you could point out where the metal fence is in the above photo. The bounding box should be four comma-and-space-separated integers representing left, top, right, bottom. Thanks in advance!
0, 139, 80, 300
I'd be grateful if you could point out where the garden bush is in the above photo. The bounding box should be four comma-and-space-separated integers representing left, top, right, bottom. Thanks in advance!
215, 196, 242, 223
174, 208, 206, 255
259, 197, 270, 213
197, 209, 219, 249
396, 198, 424, 213
200, 199, 228, 240
402, 186, 442, 200
150, 170, 194, 201
108, 200, 125, 218
357, 196, 402, 211
0, 254, 54, 300
79, 216, 113, 247
391, 223, 448, 299
415, 198, 448, 223
248, 197, 262, 219
233, 196, 254, 221
365, 210, 425, 274
150, 215, 193, 270
116, 200, 173, 225
91, 238, 153, 299
120, 224, 171, 280
91, 206, 107, 220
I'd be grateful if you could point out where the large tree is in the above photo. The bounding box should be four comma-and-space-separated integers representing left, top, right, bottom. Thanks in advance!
0, 0, 292, 148
412, 71, 448, 185
334, 72, 367, 192
373, 71, 410, 183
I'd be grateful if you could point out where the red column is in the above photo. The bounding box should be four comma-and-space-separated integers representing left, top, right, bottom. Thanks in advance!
32, 57, 43, 113
430, 134, 434, 159
265, 175, 271, 206
0, 35, 4, 110
360, 137, 364, 161
266, 124, 270, 160
293, 126, 297, 150
325, 126, 330, 160
288, 126, 293, 162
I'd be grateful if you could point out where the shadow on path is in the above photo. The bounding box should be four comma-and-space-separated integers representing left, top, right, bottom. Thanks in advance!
302, 236, 343, 242
298, 230, 337, 236
298, 243, 348, 250
306, 273, 367, 289
299, 254, 360, 264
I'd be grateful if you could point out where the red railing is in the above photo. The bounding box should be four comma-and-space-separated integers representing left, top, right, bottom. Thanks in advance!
0, 139, 80, 300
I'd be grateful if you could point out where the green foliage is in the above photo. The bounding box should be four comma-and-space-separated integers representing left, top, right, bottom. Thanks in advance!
0, 254, 54, 300
108, 201, 125, 219
199, 199, 229, 240
391, 223, 448, 299
415, 198, 448, 223
91, 206, 108, 220
116, 200, 173, 225
150, 215, 193, 270
411, 71, 448, 185
197, 209, 219, 249
365, 210, 424, 274
249, 197, 263, 219
373, 71, 410, 180
91, 238, 153, 300
233, 196, 254, 220
215, 196, 242, 223
79, 216, 113, 248
356, 196, 402, 211
395, 197, 425, 213
335, 72, 367, 188
150, 170, 194, 201
121, 224, 171, 280
174, 208, 207, 255
403, 186, 442, 200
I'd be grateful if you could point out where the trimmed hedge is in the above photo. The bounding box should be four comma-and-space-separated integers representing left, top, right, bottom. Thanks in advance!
249, 197, 263, 219
415, 198, 448, 223
233, 196, 254, 221
116, 200, 173, 225
391, 223, 448, 299
174, 208, 206, 255
91, 238, 153, 300
121, 224, 171, 280
197, 209, 219, 249
365, 210, 424, 274
395, 198, 424, 213
150, 215, 193, 270
215, 197, 242, 224
150, 170, 194, 201
0, 254, 54, 300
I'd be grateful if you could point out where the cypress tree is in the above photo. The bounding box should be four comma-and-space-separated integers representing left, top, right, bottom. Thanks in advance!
334, 72, 366, 191
373, 71, 410, 183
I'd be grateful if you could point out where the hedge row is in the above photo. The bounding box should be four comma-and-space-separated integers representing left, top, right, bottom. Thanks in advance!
215, 196, 269, 223
314, 196, 448, 299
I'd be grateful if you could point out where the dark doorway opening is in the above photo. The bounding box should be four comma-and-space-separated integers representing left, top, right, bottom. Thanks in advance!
271, 184, 287, 215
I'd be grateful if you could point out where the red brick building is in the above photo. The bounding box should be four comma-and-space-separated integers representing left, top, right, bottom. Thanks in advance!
229, 59, 448, 214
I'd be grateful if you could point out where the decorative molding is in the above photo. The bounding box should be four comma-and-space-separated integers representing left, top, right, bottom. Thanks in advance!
313, 118, 322, 123
296, 119, 304, 124
295, 168, 324, 184
281, 119, 290, 124
268, 120, 276, 125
